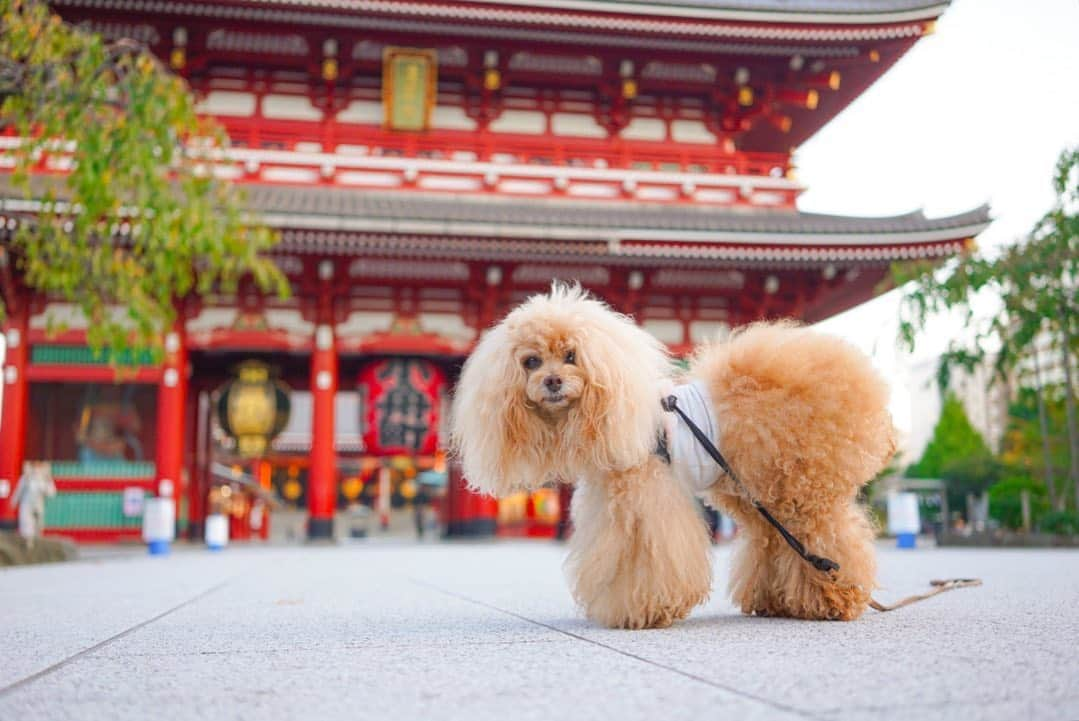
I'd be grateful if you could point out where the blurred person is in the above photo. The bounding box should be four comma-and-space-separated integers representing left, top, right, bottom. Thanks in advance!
13, 461, 56, 548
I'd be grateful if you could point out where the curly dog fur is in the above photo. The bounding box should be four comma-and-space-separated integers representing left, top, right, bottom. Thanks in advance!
451, 284, 895, 629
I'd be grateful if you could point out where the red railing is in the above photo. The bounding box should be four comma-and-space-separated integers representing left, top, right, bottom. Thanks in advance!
216, 117, 791, 178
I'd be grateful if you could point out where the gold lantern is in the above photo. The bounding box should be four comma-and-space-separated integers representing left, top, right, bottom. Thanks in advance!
216, 361, 291, 458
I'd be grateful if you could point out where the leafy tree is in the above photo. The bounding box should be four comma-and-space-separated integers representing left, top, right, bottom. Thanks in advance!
896, 147, 1079, 509
988, 475, 1050, 531
940, 454, 1002, 516
1039, 510, 1079, 536
1000, 386, 1069, 510
907, 393, 991, 478
0, 0, 287, 354
907, 394, 995, 516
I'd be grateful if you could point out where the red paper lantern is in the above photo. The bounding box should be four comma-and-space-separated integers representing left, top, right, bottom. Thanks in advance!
358, 358, 446, 456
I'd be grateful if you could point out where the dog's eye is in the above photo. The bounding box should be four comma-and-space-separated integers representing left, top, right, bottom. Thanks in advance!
523, 355, 542, 371
564, 350, 576, 365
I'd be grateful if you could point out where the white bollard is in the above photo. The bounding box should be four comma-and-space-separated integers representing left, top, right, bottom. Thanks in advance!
887, 492, 920, 548
142, 497, 175, 555
205, 513, 229, 551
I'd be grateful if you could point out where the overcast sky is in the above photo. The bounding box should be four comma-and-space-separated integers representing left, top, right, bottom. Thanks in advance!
806, 0, 1079, 445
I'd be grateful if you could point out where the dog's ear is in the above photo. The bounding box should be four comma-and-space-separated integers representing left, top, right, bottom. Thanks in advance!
571, 310, 668, 473
450, 323, 550, 497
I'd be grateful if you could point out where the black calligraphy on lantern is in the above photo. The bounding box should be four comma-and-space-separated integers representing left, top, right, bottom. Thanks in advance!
375, 360, 433, 451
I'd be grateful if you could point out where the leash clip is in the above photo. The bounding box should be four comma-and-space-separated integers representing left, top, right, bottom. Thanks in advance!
806, 554, 840, 573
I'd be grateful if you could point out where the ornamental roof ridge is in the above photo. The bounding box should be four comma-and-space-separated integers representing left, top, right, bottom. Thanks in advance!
56, 0, 948, 33
461, 0, 951, 24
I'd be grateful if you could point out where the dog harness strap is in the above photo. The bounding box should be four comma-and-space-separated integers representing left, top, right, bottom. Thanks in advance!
661, 394, 840, 575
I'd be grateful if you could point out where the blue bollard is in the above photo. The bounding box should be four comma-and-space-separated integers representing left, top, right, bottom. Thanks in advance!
148, 539, 171, 555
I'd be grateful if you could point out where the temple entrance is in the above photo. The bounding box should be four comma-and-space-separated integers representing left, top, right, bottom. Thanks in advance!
186, 350, 457, 543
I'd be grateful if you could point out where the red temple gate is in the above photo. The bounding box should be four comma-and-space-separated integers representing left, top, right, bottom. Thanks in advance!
0, 0, 989, 542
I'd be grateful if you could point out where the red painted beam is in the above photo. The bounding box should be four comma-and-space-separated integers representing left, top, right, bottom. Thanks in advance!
25, 364, 162, 384
338, 332, 465, 356
186, 328, 312, 352
53, 478, 155, 492
44, 527, 141, 544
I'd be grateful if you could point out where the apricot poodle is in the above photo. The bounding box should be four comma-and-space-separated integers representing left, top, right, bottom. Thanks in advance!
451, 283, 895, 629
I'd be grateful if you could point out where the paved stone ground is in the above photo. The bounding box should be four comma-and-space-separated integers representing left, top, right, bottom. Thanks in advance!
0, 540, 1076, 721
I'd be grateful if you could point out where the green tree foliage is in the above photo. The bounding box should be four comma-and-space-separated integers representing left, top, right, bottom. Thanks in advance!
988, 475, 1050, 531
1000, 387, 1069, 510
907, 394, 996, 515
1039, 510, 1079, 535
940, 454, 1002, 513
907, 394, 991, 479
0, 0, 287, 354
895, 147, 1079, 509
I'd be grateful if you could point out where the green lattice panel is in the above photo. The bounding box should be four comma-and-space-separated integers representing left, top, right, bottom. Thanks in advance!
31, 345, 156, 366
44, 492, 146, 529
49, 461, 155, 479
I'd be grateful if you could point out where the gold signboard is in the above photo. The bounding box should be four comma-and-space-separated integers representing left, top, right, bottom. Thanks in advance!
382, 47, 437, 131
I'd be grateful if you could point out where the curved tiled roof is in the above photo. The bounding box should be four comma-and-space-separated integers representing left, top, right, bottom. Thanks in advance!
584, 0, 944, 10
194, 0, 950, 24
243, 184, 990, 246
0, 178, 990, 266
481, 0, 948, 18
53, 0, 948, 31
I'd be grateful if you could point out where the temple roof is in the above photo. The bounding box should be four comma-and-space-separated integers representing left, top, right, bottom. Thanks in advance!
54, 0, 949, 29
470, 0, 950, 22
162, 0, 950, 24
0, 175, 990, 266
245, 184, 990, 252
561, 0, 943, 10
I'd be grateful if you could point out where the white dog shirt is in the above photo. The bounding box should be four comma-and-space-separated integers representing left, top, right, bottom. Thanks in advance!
659, 379, 722, 494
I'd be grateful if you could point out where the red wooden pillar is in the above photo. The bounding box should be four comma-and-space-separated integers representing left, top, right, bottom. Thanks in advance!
443, 463, 498, 537
307, 323, 337, 539
154, 322, 188, 520
0, 301, 30, 529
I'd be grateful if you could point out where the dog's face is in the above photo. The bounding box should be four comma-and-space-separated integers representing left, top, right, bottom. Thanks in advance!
513, 326, 586, 416
451, 283, 671, 496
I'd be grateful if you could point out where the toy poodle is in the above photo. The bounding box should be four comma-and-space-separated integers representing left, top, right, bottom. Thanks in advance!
451, 283, 895, 629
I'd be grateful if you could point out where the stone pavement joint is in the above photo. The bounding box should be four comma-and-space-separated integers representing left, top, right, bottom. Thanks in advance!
411, 576, 827, 721
0, 576, 237, 698
1, 542, 1076, 721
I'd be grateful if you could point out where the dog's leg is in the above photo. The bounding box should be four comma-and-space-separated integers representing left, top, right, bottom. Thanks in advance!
566, 459, 713, 629
718, 494, 876, 620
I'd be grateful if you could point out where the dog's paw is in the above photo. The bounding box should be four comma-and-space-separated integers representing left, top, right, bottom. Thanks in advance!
593, 600, 697, 630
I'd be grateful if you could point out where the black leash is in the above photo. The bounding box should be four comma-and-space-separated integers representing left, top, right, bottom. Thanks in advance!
661, 395, 840, 574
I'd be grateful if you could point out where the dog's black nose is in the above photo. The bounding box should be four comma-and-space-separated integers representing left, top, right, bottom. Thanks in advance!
544, 375, 562, 391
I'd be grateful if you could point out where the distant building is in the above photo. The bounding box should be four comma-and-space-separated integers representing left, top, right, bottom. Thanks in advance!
948, 358, 1010, 454
904, 351, 1011, 462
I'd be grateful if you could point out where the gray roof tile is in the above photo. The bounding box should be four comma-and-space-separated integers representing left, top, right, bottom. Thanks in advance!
243, 184, 990, 239
533, 1, 947, 15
